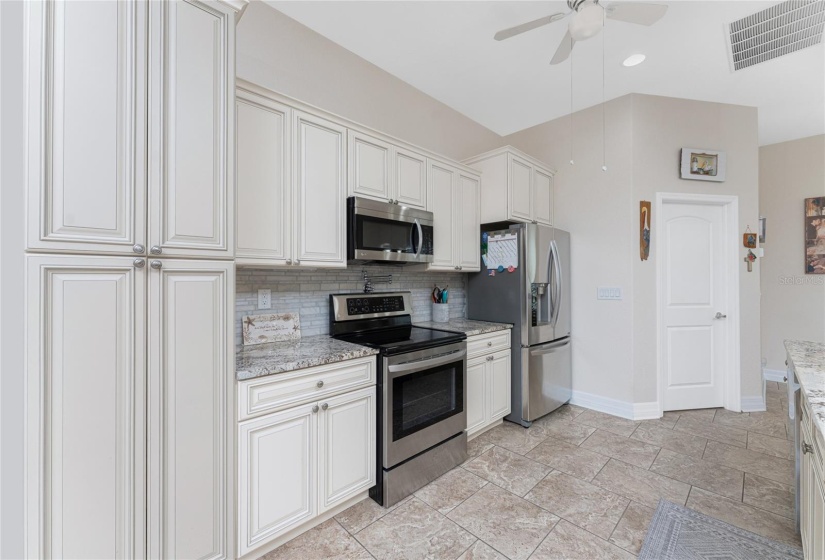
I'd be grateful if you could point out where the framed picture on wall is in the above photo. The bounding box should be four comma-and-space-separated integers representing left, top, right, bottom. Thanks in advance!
805, 197, 825, 274
680, 148, 727, 182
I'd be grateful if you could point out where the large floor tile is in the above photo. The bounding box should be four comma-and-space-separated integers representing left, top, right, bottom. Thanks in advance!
673, 408, 718, 422
261, 519, 372, 560
649, 448, 744, 500
526, 437, 609, 481
355, 498, 476, 560
743, 473, 795, 519
686, 487, 801, 548
747, 431, 794, 460
592, 458, 691, 509
464, 436, 495, 465
607, 501, 655, 555
703, 440, 794, 485
478, 421, 549, 455
525, 471, 629, 539
532, 415, 596, 446
530, 519, 636, 560
580, 429, 661, 469
574, 410, 640, 437
415, 467, 488, 515
630, 422, 707, 459
456, 540, 508, 560
713, 409, 788, 438
448, 484, 559, 560
464, 446, 551, 496
673, 414, 748, 447
640, 411, 681, 429
335, 495, 411, 534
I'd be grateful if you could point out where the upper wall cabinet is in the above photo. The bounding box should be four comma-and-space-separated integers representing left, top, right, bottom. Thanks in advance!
348, 131, 428, 210
464, 146, 555, 227
27, 0, 239, 258
427, 159, 481, 273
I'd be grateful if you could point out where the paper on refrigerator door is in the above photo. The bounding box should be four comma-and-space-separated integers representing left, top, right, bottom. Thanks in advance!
486, 233, 518, 270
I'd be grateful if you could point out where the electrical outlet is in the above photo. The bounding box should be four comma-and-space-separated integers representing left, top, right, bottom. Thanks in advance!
597, 287, 623, 301
257, 289, 271, 309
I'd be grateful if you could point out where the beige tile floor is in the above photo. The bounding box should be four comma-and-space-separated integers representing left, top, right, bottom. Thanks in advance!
261, 381, 799, 560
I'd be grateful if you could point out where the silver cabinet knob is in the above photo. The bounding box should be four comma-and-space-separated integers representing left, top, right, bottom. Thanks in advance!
150, 245, 162, 255
321, 403, 329, 411
784, 376, 788, 383
133, 259, 146, 268
316, 380, 324, 388
286, 259, 292, 265
486, 355, 494, 361
487, 341, 493, 347
133, 244, 145, 254
294, 259, 300, 265
803, 442, 814, 455
714, 312, 727, 319
150, 260, 162, 269
312, 405, 319, 414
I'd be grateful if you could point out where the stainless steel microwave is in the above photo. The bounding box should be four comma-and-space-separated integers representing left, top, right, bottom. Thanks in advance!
347, 197, 434, 264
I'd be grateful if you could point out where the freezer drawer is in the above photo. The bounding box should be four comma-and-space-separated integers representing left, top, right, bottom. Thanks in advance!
522, 338, 572, 422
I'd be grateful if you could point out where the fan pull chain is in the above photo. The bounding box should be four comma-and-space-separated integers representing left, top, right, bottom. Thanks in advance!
569, 33, 574, 166
601, 6, 607, 172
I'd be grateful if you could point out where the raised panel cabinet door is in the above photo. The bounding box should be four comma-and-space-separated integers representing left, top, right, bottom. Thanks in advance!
488, 351, 512, 421
533, 168, 553, 226
319, 387, 376, 512
394, 146, 428, 210
458, 173, 481, 271
813, 472, 825, 560
26, 0, 147, 254
348, 131, 392, 202
235, 90, 292, 263
149, 0, 235, 258
237, 405, 317, 557
801, 424, 813, 552
428, 161, 457, 270
508, 155, 533, 223
148, 259, 234, 560
26, 255, 146, 559
466, 357, 487, 435
294, 111, 346, 267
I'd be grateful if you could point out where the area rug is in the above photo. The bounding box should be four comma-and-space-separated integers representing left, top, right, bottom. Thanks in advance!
638, 499, 802, 560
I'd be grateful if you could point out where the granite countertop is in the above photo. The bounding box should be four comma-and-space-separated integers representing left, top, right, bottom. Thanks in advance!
236, 335, 378, 381
414, 318, 513, 337
784, 340, 825, 438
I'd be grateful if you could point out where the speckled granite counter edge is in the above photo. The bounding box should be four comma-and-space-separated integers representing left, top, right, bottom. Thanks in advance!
784, 339, 825, 439
414, 319, 513, 337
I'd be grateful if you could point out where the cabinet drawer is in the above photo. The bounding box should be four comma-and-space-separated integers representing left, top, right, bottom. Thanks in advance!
467, 330, 511, 359
239, 356, 376, 420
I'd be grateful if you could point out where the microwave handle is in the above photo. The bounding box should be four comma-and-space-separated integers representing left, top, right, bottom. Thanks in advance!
414, 218, 423, 258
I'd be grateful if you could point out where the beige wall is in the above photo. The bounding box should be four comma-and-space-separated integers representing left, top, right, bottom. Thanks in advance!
237, 3, 503, 161
505, 93, 762, 407
760, 135, 825, 372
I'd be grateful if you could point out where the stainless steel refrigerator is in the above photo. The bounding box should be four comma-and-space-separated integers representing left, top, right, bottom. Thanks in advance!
468, 223, 571, 427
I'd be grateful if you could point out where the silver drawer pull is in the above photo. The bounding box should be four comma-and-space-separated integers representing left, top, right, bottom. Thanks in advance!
321, 403, 329, 411
803, 442, 814, 455
486, 356, 494, 361
487, 341, 493, 347
312, 405, 319, 414
316, 380, 324, 388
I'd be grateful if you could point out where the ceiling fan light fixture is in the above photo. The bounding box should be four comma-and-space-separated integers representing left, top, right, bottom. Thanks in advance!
568, 3, 603, 41
622, 53, 646, 67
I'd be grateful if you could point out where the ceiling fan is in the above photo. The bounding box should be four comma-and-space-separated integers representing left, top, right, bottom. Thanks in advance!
494, 0, 668, 65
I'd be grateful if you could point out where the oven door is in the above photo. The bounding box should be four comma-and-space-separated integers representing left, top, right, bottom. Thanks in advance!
383, 342, 467, 468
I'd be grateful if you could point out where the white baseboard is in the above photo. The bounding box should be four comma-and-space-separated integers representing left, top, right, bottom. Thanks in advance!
741, 395, 767, 412
762, 368, 786, 383
570, 391, 660, 421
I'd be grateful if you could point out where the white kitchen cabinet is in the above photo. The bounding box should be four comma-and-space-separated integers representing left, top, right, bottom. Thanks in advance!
348, 130, 428, 210
465, 331, 512, 438
800, 391, 825, 560
464, 146, 555, 227
427, 160, 482, 272
237, 359, 376, 558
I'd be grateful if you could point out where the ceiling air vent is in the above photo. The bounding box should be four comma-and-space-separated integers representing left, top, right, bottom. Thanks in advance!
726, 0, 825, 72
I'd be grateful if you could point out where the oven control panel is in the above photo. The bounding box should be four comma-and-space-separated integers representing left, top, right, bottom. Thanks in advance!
346, 295, 406, 316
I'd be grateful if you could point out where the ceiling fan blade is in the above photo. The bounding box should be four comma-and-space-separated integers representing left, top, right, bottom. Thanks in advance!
604, 2, 668, 26
550, 30, 576, 65
494, 12, 567, 41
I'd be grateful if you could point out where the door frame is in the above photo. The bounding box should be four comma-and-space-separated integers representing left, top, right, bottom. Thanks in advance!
655, 192, 741, 415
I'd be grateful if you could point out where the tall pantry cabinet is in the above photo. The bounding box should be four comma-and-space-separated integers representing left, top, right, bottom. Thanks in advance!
24, 1, 243, 558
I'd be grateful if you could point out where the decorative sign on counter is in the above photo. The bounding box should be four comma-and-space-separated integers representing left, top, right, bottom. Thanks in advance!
243, 312, 301, 346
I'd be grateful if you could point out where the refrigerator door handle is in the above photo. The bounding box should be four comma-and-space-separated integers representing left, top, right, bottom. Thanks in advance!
550, 240, 562, 327
529, 338, 570, 355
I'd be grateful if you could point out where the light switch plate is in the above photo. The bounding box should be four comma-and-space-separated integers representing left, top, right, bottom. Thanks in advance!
597, 287, 623, 301
258, 289, 271, 309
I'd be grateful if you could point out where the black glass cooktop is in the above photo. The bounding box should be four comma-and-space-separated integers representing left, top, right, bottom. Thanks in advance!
335, 325, 465, 355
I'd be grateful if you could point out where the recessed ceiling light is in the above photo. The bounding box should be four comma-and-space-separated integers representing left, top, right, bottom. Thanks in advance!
622, 54, 646, 67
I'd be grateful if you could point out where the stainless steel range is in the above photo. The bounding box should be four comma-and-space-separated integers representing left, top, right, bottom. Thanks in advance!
329, 291, 468, 507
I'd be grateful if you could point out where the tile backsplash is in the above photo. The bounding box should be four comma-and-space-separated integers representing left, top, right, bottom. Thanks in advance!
235, 266, 466, 349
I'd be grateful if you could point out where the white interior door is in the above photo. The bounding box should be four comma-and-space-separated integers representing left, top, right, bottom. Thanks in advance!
660, 201, 729, 411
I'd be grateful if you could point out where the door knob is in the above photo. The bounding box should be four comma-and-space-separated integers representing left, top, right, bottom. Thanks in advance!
715, 312, 727, 319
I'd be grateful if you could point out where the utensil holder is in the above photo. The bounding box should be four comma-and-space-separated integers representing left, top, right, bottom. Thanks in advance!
432, 303, 450, 323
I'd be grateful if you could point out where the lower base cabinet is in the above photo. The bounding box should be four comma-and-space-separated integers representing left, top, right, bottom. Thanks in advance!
800, 392, 825, 560
465, 331, 512, 438
237, 367, 375, 558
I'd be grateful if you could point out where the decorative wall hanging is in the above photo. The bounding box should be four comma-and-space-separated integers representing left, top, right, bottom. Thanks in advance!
680, 148, 727, 182
744, 250, 756, 272
242, 312, 301, 345
743, 228, 757, 249
640, 201, 651, 261
804, 197, 825, 274
758, 216, 766, 244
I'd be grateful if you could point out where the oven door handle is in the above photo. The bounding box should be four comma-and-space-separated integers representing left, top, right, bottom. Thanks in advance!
387, 349, 467, 374
414, 218, 423, 258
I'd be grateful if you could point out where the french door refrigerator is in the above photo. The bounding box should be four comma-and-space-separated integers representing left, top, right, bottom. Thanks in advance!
468, 223, 571, 427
